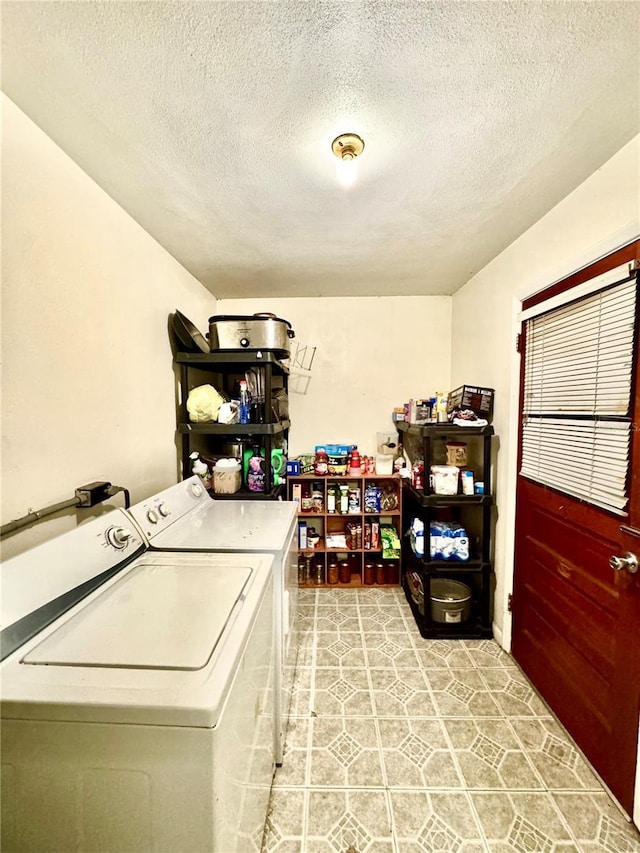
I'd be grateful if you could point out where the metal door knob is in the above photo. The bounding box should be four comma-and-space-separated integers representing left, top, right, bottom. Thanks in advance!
609, 552, 638, 574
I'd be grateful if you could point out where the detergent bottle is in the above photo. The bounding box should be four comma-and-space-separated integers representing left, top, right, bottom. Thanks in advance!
246, 445, 266, 493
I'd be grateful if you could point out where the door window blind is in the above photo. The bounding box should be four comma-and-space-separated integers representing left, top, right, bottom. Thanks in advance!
520, 274, 637, 514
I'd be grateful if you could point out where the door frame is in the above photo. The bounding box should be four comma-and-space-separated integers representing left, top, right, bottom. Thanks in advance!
500, 238, 640, 826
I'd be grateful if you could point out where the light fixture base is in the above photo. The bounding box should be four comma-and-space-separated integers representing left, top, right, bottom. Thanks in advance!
332, 133, 365, 160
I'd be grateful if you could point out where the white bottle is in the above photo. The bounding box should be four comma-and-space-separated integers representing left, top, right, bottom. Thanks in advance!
190, 451, 212, 489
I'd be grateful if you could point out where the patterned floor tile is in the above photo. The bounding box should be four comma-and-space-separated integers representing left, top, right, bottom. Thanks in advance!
480, 667, 550, 716
315, 629, 367, 667
273, 718, 311, 788
262, 789, 306, 852
312, 667, 374, 716
444, 718, 544, 790
378, 717, 463, 789
288, 665, 313, 717
295, 641, 314, 669
370, 667, 437, 717
363, 631, 420, 668
316, 607, 361, 632
355, 588, 404, 607
462, 638, 515, 668
360, 611, 409, 632
306, 789, 394, 852
428, 668, 503, 716
389, 790, 487, 852
470, 791, 576, 852
551, 792, 640, 851
316, 588, 358, 605
296, 601, 317, 618
309, 717, 384, 788
510, 718, 602, 791
412, 639, 476, 669
262, 590, 636, 853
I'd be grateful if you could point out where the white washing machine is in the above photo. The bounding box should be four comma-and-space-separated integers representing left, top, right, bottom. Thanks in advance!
128, 477, 298, 765
1, 508, 274, 853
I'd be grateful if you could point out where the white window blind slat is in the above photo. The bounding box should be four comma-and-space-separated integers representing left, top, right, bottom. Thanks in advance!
519, 275, 636, 514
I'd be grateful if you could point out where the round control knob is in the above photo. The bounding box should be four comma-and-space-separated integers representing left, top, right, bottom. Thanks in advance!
106, 526, 132, 550
157, 502, 170, 518
240, 337, 250, 348
191, 483, 203, 498
146, 509, 159, 524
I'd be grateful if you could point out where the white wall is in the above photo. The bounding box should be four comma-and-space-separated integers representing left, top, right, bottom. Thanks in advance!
217, 296, 452, 458
451, 134, 640, 646
1, 96, 216, 559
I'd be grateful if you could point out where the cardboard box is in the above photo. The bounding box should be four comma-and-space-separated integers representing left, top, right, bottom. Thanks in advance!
447, 385, 494, 420
296, 454, 315, 475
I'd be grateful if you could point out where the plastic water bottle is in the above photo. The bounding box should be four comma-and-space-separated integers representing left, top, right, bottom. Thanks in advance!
239, 380, 250, 424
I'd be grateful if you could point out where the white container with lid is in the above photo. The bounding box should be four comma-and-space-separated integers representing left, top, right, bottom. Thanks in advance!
430, 465, 459, 495
213, 458, 242, 494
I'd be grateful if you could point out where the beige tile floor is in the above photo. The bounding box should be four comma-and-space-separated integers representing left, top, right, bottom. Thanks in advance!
261, 587, 640, 853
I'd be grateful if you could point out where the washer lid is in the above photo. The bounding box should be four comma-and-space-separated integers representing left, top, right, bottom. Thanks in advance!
23, 562, 252, 671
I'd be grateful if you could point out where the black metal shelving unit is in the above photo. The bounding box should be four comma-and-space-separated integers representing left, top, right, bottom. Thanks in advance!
398, 421, 495, 639
176, 351, 290, 499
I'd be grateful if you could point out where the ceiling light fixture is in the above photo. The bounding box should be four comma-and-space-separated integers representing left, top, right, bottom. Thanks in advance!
332, 133, 365, 187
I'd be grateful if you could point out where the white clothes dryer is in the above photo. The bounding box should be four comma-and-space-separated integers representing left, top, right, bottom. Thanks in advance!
1, 509, 274, 853
128, 477, 298, 765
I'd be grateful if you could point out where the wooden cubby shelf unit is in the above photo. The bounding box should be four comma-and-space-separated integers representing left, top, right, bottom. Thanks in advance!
287, 473, 403, 588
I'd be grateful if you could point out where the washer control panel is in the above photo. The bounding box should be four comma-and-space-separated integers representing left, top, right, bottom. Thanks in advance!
128, 476, 211, 540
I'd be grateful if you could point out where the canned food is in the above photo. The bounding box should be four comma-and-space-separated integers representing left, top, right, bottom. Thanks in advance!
446, 442, 468, 466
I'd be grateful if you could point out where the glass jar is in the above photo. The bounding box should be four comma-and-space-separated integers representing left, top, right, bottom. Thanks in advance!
301, 487, 313, 513
339, 560, 351, 584
298, 556, 308, 585
314, 448, 328, 476
327, 560, 339, 584
307, 527, 320, 549
311, 484, 324, 513
312, 560, 324, 585
364, 561, 375, 585
376, 561, 386, 585
385, 561, 398, 584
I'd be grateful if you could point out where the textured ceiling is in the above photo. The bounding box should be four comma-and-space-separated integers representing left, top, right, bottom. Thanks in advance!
2, 1, 639, 298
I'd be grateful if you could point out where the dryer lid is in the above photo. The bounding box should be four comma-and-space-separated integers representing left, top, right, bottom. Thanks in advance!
151, 499, 297, 551
23, 561, 252, 671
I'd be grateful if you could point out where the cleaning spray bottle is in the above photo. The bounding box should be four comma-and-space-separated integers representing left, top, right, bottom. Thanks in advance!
238, 380, 250, 425
190, 451, 212, 489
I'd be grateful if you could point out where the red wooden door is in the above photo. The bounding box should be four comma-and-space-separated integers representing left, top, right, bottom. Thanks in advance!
512, 242, 640, 816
